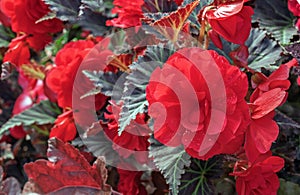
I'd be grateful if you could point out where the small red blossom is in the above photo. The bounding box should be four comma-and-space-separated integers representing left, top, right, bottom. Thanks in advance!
49, 110, 77, 142
245, 64, 292, 162
232, 156, 284, 195
46, 40, 109, 109
146, 48, 250, 160
1, 0, 63, 50
103, 103, 150, 163
117, 167, 147, 195
1, 0, 63, 36
204, 0, 254, 44
106, 0, 144, 28
10, 79, 47, 139
288, 0, 300, 17
3, 35, 30, 67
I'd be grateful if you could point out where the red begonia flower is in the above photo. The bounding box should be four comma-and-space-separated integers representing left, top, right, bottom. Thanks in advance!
49, 110, 77, 142
146, 48, 250, 160
1, 0, 63, 34
232, 156, 284, 195
245, 63, 292, 162
1, 0, 63, 50
45, 40, 109, 110
3, 35, 30, 67
106, 0, 144, 28
205, 0, 254, 44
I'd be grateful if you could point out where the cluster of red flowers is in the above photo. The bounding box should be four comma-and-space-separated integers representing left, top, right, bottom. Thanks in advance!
146, 47, 292, 194
1, 0, 63, 66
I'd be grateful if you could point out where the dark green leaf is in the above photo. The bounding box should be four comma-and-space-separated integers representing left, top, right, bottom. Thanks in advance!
46, 29, 69, 55
142, 0, 178, 13
179, 157, 226, 195
215, 179, 236, 195
0, 25, 14, 48
118, 44, 175, 134
246, 28, 283, 71
43, 0, 81, 22
81, 0, 114, 17
149, 137, 191, 195
82, 70, 125, 100
72, 132, 118, 165
286, 42, 300, 63
278, 179, 300, 195
253, 0, 298, 45
0, 100, 60, 136
78, 8, 110, 36
209, 28, 283, 71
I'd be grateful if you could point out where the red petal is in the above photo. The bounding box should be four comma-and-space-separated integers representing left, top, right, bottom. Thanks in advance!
251, 88, 287, 119
248, 112, 279, 154
206, 0, 244, 19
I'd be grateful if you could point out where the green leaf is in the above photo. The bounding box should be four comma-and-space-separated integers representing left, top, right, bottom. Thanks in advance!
45, 29, 69, 56
142, 0, 178, 13
81, 0, 114, 17
82, 70, 125, 100
253, 0, 298, 45
278, 179, 300, 195
0, 25, 14, 48
78, 8, 110, 36
209, 28, 283, 71
149, 137, 191, 195
0, 101, 60, 136
179, 157, 226, 195
118, 44, 175, 135
43, 0, 81, 22
72, 132, 118, 164
246, 28, 283, 71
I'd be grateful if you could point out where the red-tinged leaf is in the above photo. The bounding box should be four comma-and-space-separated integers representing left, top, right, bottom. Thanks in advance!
0, 167, 21, 195
24, 138, 111, 194
150, 1, 199, 42
251, 88, 287, 119
107, 54, 134, 72
206, 0, 244, 19
229, 44, 249, 68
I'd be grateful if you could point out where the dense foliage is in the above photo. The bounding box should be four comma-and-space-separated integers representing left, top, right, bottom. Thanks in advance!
0, 0, 299, 194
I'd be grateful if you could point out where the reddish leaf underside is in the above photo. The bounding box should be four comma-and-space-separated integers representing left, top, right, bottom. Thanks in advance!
150, 0, 199, 42
108, 53, 134, 72
24, 138, 111, 194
